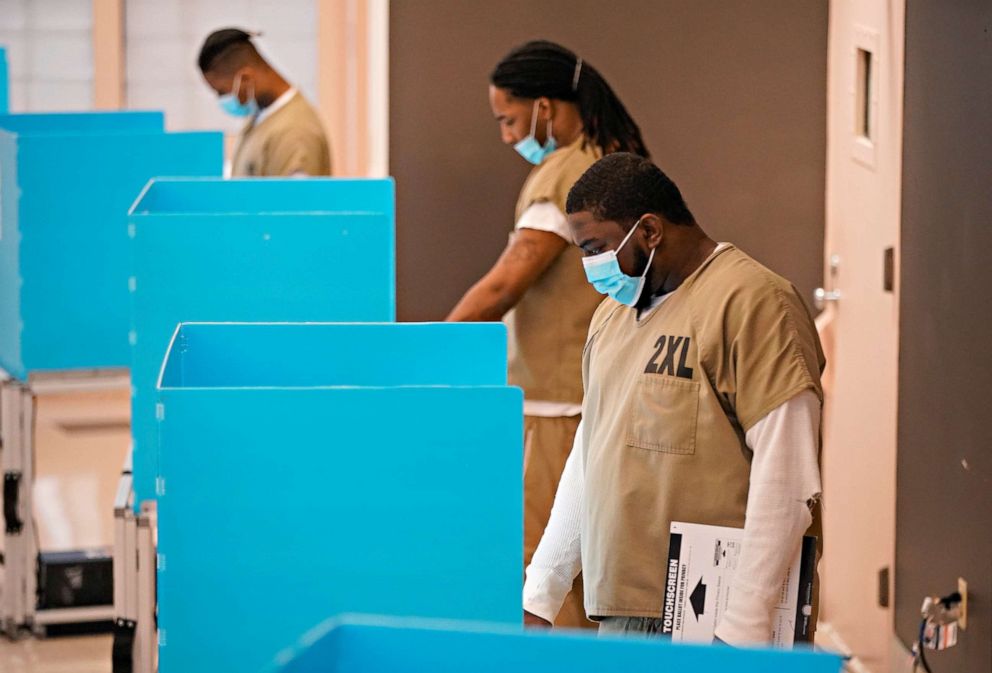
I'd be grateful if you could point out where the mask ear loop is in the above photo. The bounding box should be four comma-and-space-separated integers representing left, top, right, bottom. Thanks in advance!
528, 100, 540, 138
231, 72, 243, 99
616, 216, 645, 253
640, 246, 656, 279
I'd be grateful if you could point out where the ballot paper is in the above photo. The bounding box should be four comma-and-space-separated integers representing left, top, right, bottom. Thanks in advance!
661, 522, 816, 648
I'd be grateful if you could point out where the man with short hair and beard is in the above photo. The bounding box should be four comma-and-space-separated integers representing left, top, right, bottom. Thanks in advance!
523, 152, 825, 646
198, 28, 330, 177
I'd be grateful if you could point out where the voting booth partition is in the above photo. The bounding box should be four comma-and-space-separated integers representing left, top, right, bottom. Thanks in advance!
123, 178, 396, 671
127, 178, 396, 509
0, 112, 221, 379
273, 615, 845, 673
153, 322, 523, 673
0, 111, 221, 635
0, 47, 7, 114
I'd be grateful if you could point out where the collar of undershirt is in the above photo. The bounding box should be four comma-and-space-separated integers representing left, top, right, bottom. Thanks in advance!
634, 242, 731, 324
251, 86, 298, 129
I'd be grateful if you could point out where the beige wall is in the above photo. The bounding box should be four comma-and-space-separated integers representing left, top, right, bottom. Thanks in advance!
317, 0, 388, 177
318, 0, 369, 175
92, 0, 124, 109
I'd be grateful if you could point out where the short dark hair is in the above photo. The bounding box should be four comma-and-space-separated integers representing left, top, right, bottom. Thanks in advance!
198, 28, 260, 74
566, 152, 695, 226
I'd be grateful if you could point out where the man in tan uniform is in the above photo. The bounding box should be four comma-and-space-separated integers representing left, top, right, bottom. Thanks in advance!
198, 28, 331, 177
524, 152, 825, 646
447, 90, 603, 629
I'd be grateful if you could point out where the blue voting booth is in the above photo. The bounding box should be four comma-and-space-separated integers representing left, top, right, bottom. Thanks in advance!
127, 178, 396, 508
0, 47, 8, 114
155, 322, 522, 673
274, 616, 844, 673
0, 111, 222, 380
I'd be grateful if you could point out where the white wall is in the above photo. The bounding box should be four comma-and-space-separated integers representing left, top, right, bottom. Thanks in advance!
124, 0, 318, 136
0, 0, 94, 112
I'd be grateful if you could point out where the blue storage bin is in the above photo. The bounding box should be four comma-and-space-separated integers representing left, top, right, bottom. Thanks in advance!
0, 111, 222, 379
275, 615, 844, 673
128, 178, 396, 507
155, 322, 522, 673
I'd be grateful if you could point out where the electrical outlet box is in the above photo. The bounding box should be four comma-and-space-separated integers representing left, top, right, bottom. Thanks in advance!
958, 577, 968, 630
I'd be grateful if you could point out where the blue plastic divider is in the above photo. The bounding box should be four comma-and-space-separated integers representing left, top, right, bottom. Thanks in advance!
128, 178, 396, 507
155, 322, 521, 673
0, 47, 8, 114
274, 615, 844, 673
0, 110, 163, 134
0, 112, 222, 380
160, 322, 507, 389
129, 176, 391, 214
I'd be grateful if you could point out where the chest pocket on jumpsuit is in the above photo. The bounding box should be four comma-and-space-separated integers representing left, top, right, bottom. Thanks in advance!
625, 374, 700, 455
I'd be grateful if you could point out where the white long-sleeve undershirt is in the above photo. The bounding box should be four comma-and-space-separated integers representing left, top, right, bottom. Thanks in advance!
522, 389, 822, 646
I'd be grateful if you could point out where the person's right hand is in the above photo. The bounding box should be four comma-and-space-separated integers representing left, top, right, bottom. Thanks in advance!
524, 610, 552, 628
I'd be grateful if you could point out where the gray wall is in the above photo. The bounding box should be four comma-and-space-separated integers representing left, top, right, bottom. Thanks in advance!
895, 1, 992, 671
390, 0, 827, 321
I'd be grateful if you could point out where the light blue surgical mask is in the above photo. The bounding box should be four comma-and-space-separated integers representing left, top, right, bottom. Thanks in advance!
514, 100, 556, 165
219, 73, 258, 118
582, 217, 656, 306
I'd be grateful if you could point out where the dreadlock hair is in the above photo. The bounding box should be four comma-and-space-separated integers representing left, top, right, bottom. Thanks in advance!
491, 40, 649, 159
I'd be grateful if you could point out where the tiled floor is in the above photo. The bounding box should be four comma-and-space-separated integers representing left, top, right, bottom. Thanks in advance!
0, 634, 112, 673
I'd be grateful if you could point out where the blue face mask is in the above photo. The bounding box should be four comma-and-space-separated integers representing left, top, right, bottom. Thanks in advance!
219, 73, 258, 118
514, 100, 557, 165
582, 217, 656, 306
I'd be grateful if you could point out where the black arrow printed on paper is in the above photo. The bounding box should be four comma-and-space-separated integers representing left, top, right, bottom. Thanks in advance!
690, 578, 707, 620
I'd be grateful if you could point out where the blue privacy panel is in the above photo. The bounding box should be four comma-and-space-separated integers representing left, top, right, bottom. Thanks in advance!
156, 323, 521, 673
160, 322, 507, 388
275, 616, 844, 673
0, 110, 163, 134
130, 176, 393, 214
0, 48, 7, 114
0, 112, 221, 380
128, 178, 395, 507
